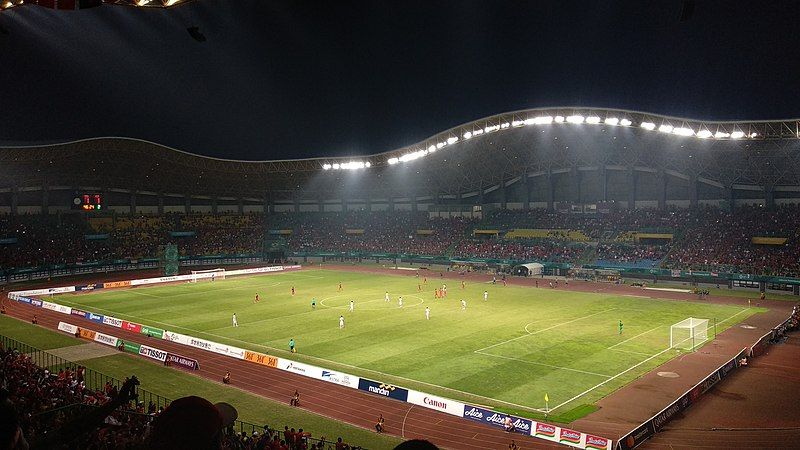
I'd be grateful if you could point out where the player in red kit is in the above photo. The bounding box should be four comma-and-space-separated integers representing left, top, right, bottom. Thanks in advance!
291, 286, 295, 296
254, 293, 260, 303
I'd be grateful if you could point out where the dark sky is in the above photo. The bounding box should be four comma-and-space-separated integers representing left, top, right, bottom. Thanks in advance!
1, 0, 799, 160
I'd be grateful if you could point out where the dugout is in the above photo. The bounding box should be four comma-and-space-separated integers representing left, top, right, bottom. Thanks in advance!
513, 263, 544, 277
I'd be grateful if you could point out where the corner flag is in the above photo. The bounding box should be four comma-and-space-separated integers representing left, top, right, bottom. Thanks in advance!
544, 393, 549, 402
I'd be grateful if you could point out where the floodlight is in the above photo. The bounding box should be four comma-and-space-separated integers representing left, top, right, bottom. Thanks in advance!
673, 127, 694, 136
3, 0, 13, 6
436, 142, 445, 149
714, 132, 730, 138
696, 130, 712, 138
640, 122, 656, 130
484, 125, 499, 133
566, 115, 584, 124
365, 162, 371, 168
533, 116, 553, 125
388, 158, 399, 165
512, 120, 524, 127
322, 164, 332, 170
164, 0, 179, 5
619, 119, 632, 126
730, 131, 744, 139
554, 116, 565, 123
463, 132, 473, 139
604, 118, 619, 125
658, 124, 673, 133
500, 122, 510, 128
427, 145, 436, 152
473, 129, 484, 136
447, 136, 458, 144
136, 0, 151, 5
585, 116, 601, 124
750, 132, 758, 138
332, 163, 340, 170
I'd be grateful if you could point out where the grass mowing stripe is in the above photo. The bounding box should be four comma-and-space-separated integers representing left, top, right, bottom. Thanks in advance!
608, 324, 665, 349
473, 351, 613, 378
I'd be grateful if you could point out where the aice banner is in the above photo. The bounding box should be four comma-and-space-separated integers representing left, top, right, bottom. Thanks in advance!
461, 405, 532, 436
357, 378, 409, 402
406, 390, 464, 417
244, 351, 278, 368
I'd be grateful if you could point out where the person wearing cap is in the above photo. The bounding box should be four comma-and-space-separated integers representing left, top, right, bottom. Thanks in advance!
223, 371, 231, 384
290, 390, 300, 407
146, 396, 238, 450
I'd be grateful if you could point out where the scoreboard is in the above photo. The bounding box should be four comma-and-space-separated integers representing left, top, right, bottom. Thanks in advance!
72, 193, 103, 211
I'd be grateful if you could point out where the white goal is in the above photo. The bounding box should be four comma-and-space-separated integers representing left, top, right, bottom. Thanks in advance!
190, 268, 226, 283
670, 317, 709, 351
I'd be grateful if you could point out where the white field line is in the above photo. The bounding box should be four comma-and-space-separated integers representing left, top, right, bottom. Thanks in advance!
608, 325, 665, 349
474, 351, 612, 378
608, 348, 654, 357
547, 306, 753, 412
474, 308, 617, 353
53, 298, 544, 414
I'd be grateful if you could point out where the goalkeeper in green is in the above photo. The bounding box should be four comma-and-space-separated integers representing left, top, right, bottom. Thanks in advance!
618, 320, 624, 335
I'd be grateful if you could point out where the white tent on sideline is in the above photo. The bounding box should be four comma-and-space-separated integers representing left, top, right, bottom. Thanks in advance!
514, 262, 544, 276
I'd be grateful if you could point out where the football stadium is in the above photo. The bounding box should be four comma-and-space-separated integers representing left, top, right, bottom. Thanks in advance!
2, 2, 800, 450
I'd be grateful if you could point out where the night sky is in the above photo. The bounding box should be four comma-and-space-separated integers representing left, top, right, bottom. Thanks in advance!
1, 0, 799, 160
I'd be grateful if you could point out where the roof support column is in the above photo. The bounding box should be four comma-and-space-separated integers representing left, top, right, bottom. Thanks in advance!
211, 196, 218, 215
726, 184, 735, 212
689, 174, 698, 208
318, 194, 324, 213
11, 186, 18, 216
600, 165, 608, 202
501, 181, 508, 210
523, 173, 531, 210
158, 193, 164, 216
478, 183, 485, 206
42, 182, 49, 215
658, 170, 667, 210
573, 167, 581, 204
388, 196, 395, 212
765, 184, 775, 210
238, 197, 244, 215
627, 167, 636, 210
546, 169, 554, 211
184, 195, 191, 214
130, 191, 137, 214
264, 191, 272, 215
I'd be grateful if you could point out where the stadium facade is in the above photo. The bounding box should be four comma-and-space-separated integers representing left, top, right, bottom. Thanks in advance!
1, 107, 800, 215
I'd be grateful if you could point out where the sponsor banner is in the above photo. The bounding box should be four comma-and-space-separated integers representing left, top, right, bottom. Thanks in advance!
41, 301, 60, 312
167, 353, 199, 370
226, 266, 287, 277
357, 378, 409, 403
102, 316, 123, 328
31, 299, 43, 307
87, 312, 105, 324
16, 296, 32, 304
320, 370, 360, 390
534, 422, 557, 440
278, 358, 325, 380
163, 331, 244, 359
140, 325, 164, 339
244, 350, 278, 368
139, 344, 168, 362
55, 304, 72, 315
130, 275, 185, 287
123, 342, 141, 354
406, 390, 464, 416
9, 286, 75, 297
122, 321, 142, 333
559, 428, 583, 447
76, 284, 104, 292
79, 328, 97, 340
210, 342, 246, 359
71, 309, 87, 318
617, 422, 655, 450
162, 330, 193, 346
585, 434, 612, 450
103, 280, 132, 289
93, 332, 120, 347
462, 405, 532, 436
57, 322, 78, 334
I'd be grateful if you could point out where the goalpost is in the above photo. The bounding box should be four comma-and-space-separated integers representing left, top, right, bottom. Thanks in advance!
190, 268, 226, 283
670, 317, 709, 351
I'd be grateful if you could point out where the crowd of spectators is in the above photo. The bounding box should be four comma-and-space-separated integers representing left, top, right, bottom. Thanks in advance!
0, 343, 363, 450
2, 205, 800, 276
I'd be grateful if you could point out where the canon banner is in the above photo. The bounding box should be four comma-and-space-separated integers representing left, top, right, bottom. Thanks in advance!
167, 353, 199, 370
462, 405, 531, 436
406, 390, 464, 417
357, 378, 409, 402
139, 344, 168, 362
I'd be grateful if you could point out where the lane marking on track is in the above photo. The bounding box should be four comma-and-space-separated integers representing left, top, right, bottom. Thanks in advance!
475, 308, 618, 353
474, 351, 612, 378
401, 404, 414, 438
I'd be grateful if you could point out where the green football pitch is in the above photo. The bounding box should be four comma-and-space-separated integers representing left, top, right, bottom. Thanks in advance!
51, 268, 762, 420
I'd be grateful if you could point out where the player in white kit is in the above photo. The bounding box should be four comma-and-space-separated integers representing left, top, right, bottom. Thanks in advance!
232, 313, 238, 327
484, 290, 488, 301
385, 292, 390, 302
339, 315, 345, 329
398, 296, 403, 308
461, 299, 467, 310
425, 306, 430, 320
349, 300, 354, 312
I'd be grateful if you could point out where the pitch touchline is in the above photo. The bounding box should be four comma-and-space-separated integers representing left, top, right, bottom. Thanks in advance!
608, 324, 665, 349
475, 308, 618, 353
547, 306, 753, 412
52, 298, 543, 414
474, 351, 612, 378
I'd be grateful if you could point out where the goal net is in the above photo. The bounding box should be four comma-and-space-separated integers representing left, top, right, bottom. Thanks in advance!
670, 317, 709, 351
190, 268, 226, 283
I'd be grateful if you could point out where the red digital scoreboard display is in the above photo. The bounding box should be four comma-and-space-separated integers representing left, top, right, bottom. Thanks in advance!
72, 194, 103, 211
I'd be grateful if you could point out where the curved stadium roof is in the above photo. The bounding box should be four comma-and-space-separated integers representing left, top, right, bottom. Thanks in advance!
1, 107, 800, 202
